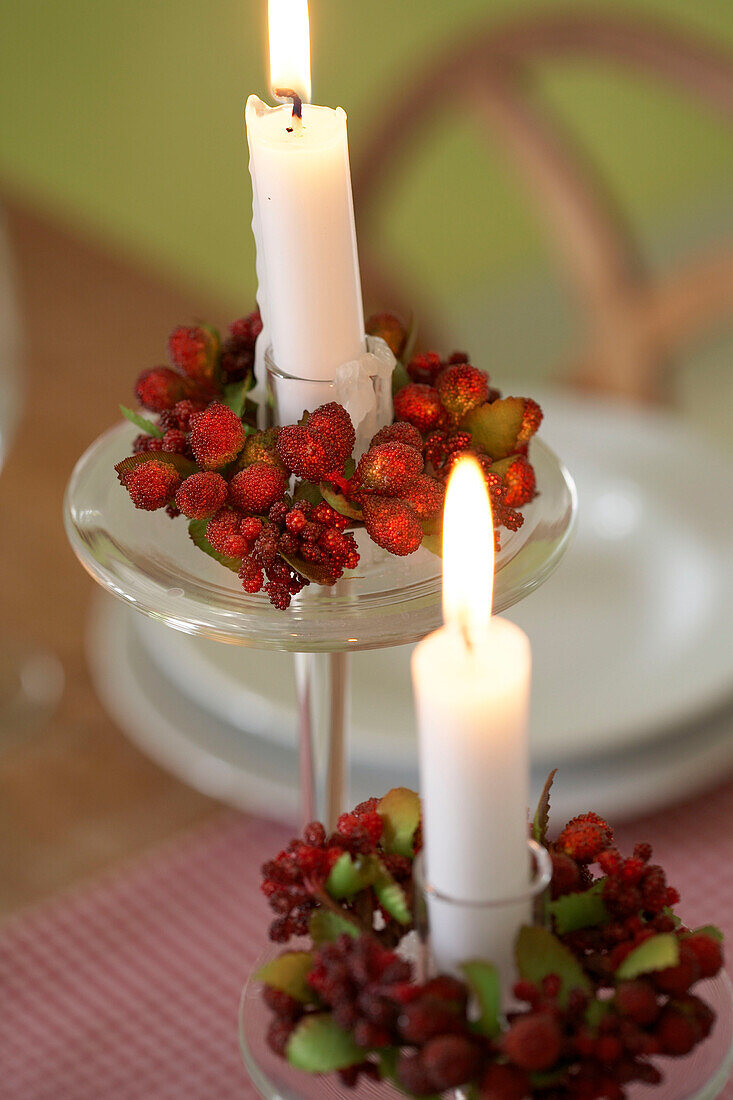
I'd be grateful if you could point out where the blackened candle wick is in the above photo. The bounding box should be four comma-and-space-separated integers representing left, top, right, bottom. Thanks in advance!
274, 88, 303, 119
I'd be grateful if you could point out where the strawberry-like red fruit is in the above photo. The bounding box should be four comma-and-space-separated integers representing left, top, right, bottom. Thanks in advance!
399, 474, 444, 520
518, 397, 543, 445
124, 459, 181, 511
502, 1012, 562, 1072
365, 311, 408, 360
556, 812, 613, 863
362, 497, 422, 556
437, 363, 489, 421
175, 471, 229, 519
492, 454, 537, 507
168, 324, 218, 384
356, 441, 423, 496
685, 932, 723, 979
190, 402, 246, 470
369, 421, 423, 452
479, 1063, 530, 1100
407, 351, 443, 385
393, 383, 444, 434
206, 508, 249, 558
277, 402, 355, 481
229, 462, 288, 515
134, 367, 189, 412
220, 311, 262, 381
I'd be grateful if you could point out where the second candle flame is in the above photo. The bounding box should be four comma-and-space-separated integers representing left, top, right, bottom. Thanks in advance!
442, 455, 494, 644
268, 0, 311, 105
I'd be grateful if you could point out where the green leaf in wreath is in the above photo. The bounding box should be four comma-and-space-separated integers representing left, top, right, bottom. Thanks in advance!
280, 548, 341, 586
391, 360, 410, 396
221, 376, 252, 419
115, 450, 197, 482
373, 865, 411, 925
119, 404, 164, 438
254, 951, 316, 1003
515, 926, 591, 1008
188, 518, 243, 572
308, 909, 360, 945
294, 480, 325, 508
287, 1013, 364, 1072
377, 788, 420, 858
615, 934, 680, 980
461, 397, 525, 460
319, 483, 363, 521
326, 852, 375, 900
584, 998, 611, 1031
687, 924, 724, 942
532, 769, 557, 846
461, 960, 501, 1038
549, 880, 609, 935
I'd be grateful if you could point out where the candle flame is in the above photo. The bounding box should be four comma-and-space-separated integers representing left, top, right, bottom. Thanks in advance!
442, 455, 493, 642
269, 0, 311, 105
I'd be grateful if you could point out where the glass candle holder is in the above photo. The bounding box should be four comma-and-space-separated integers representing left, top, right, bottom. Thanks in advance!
413, 838, 552, 997
265, 336, 395, 454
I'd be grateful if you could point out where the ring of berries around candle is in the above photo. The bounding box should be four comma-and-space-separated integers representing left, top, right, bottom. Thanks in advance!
253, 772, 725, 1099
115, 311, 543, 610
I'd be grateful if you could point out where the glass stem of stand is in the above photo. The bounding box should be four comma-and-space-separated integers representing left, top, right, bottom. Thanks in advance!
293, 650, 351, 831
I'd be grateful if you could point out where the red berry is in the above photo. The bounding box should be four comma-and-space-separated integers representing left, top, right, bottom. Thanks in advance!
168, 324, 218, 384
393, 383, 444, 434
502, 1012, 562, 1072
161, 428, 188, 454
277, 402, 355, 481
422, 1035, 481, 1091
206, 508, 249, 558
266, 1017, 295, 1056
396, 1052, 433, 1096
479, 1062, 530, 1100
437, 363, 489, 421
500, 455, 536, 507
518, 398, 543, 445
656, 1005, 700, 1056
398, 997, 464, 1044
230, 462, 287, 515
407, 351, 443, 385
362, 496, 422, 556
135, 366, 189, 412
370, 421, 424, 452
615, 980, 659, 1026
399, 474, 444, 520
365, 312, 408, 360
124, 459, 181, 511
262, 985, 303, 1022
550, 850, 582, 899
175, 471, 229, 519
556, 812, 613, 863
221, 311, 261, 380
356, 441, 423, 496
685, 933, 723, 979
654, 941, 701, 996
190, 403, 246, 469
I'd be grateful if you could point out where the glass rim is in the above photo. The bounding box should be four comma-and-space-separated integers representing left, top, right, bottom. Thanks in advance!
414, 838, 552, 908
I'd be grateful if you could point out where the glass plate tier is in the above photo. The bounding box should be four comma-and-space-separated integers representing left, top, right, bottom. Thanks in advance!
239, 944, 733, 1100
64, 421, 576, 652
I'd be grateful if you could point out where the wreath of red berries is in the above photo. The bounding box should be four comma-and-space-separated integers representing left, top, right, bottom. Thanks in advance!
114, 311, 543, 610
255, 773, 725, 1098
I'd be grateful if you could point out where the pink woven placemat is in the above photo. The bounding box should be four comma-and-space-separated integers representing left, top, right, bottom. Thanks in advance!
2, 782, 733, 1099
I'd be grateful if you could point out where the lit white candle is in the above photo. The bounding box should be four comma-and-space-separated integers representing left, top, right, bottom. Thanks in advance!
246, 0, 365, 424
411, 456, 531, 978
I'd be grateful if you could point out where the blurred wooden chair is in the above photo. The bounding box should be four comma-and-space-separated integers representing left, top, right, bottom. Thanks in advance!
353, 10, 733, 403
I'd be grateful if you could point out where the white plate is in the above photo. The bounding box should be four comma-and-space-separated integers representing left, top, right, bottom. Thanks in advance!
132, 392, 733, 764
89, 594, 733, 824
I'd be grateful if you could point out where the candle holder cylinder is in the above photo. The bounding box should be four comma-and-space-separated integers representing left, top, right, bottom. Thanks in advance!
413, 839, 552, 998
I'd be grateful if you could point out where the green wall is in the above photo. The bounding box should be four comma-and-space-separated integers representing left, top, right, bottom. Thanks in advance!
1, 0, 731, 314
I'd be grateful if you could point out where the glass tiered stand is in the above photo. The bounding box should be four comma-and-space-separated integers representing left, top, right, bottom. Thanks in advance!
64, 420, 733, 1099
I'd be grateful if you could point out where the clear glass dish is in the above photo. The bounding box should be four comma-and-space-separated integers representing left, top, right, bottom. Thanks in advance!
63, 421, 576, 653
239, 944, 733, 1100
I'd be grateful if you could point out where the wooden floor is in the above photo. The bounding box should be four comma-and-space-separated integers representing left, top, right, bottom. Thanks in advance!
0, 198, 237, 915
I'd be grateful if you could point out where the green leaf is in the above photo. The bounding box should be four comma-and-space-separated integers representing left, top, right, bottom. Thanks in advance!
461, 397, 525, 460
287, 1013, 364, 1072
549, 880, 609, 935
255, 951, 315, 1003
378, 788, 420, 858
119, 404, 164, 437
584, 998, 611, 1031
293, 480, 324, 507
326, 852, 375, 900
532, 769, 557, 845
401, 314, 418, 367
462, 960, 501, 1038
616, 934, 680, 980
115, 450, 197, 482
688, 925, 724, 943
280, 548, 341, 586
221, 377, 251, 418
320, 483, 363, 521
308, 909, 360, 944
516, 926, 591, 1008
391, 360, 410, 396
373, 866, 411, 925
188, 518, 242, 572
